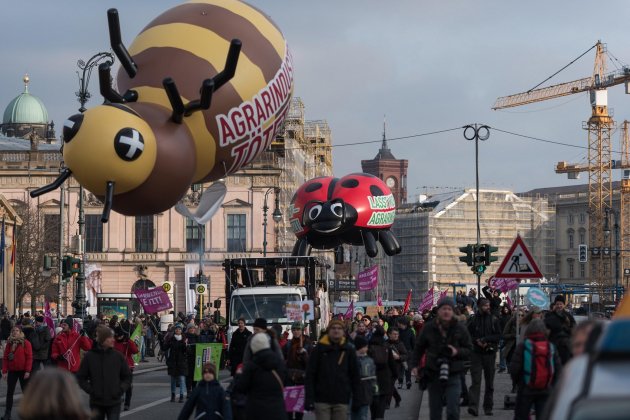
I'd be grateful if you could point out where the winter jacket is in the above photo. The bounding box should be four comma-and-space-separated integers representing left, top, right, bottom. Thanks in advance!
305, 334, 360, 407
353, 354, 376, 408
387, 339, 408, 378
185, 332, 199, 372
509, 332, 562, 393
411, 318, 473, 380
51, 330, 92, 372
27, 325, 52, 360
502, 315, 518, 362
164, 335, 188, 377
178, 379, 233, 420
228, 328, 252, 374
242, 331, 283, 365
198, 329, 217, 344
233, 348, 286, 420
544, 310, 576, 364
467, 311, 501, 353
368, 335, 397, 397
0, 318, 11, 340
397, 326, 415, 352
77, 346, 131, 407
113, 338, 139, 369
2, 338, 32, 373
283, 336, 312, 385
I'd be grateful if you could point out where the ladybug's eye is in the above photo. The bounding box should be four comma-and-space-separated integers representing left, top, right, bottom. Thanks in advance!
331, 202, 343, 217
309, 204, 322, 220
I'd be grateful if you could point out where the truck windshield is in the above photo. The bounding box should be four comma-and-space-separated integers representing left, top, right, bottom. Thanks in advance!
230, 294, 301, 325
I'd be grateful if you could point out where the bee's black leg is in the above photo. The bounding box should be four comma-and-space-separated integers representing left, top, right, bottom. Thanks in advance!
107, 9, 137, 78
30, 169, 72, 198
101, 181, 115, 223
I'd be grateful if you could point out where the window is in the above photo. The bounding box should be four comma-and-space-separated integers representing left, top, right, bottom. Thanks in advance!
568, 214, 574, 224
580, 263, 586, 278
43, 214, 60, 253
186, 218, 204, 253
579, 213, 586, 224
568, 232, 574, 249
85, 215, 103, 253
135, 216, 154, 252
569, 261, 575, 278
227, 214, 246, 252
579, 230, 586, 245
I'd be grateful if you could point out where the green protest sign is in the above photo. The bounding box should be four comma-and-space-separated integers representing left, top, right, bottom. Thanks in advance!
194, 343, 223, 381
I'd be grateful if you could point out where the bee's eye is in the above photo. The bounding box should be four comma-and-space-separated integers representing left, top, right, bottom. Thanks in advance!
114, 128, 145, 161
63, 114, 84, 143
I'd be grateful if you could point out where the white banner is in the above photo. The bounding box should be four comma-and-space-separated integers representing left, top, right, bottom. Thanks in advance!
184, 264, 202, 315
85, 264, 102, 309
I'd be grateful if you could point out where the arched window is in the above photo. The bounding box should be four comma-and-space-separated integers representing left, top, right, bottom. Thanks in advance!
567, 229, 575, 249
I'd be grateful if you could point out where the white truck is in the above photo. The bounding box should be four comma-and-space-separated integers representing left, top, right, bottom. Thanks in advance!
224, 256, 329, 344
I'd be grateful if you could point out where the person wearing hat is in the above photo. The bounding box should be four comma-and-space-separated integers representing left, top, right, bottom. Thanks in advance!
184, 323, 199, 397
51, 317, 92, 373
178, 363, 232, 420
233, 333, 286, 420
163, 323, 188, 402
77, 325, 132, 420
228, 318, 252, 377
410, 297, 473, 420
242, 318, 283, 364
467, 297, 501, 416
305, 319, 359, 419
544, 295, 576, 365
113, 326, 139, 411
29, 315, 52, 374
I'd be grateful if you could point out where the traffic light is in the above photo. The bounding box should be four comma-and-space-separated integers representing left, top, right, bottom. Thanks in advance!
62, 256, 81, 279
473, 244, 486, 274
484, 244, 499, 266
459, 244, 474, 266
579, 244, 588, 263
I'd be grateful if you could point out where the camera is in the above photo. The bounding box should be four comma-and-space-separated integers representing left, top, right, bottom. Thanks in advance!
437, 358, 450, 383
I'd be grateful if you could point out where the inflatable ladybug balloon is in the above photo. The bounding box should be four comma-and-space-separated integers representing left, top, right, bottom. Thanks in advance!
31, 0, 293, 222
290, 173, 402, 258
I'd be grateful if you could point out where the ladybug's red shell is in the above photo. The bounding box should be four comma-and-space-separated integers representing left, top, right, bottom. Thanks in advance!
331, 174, 396, 229
289, 176, 334, 237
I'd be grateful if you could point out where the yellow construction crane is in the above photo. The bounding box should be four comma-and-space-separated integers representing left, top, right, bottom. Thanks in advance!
493, 41, 630, 293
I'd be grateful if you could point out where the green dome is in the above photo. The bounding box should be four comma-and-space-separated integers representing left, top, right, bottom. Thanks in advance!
2, 76, 49, 125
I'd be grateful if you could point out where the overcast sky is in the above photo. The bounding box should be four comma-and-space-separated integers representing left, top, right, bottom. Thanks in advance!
2, 0, 630, 198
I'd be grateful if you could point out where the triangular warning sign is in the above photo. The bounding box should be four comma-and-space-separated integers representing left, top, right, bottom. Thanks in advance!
494, 235, 543, 279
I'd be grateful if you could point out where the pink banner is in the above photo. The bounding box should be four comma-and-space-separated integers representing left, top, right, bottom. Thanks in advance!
284, 385, 305, 413
357, 266, 378, 291
418, 287, 435, 312
439, 289, 448, 301
344, 301, 354, 320
73, 318, 81, 334
133, 288, 173, 314
491, 277, 519, 293
377, 294, 383, 307
44, 301, 55, 338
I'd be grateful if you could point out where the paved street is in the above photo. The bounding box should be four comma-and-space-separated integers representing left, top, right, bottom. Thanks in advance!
0, 356, 514, 419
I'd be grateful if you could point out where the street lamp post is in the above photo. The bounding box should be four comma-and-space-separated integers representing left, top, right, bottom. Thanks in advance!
262, 187, 282, 257
603, 208, 621, 303
73, 52, 115, 320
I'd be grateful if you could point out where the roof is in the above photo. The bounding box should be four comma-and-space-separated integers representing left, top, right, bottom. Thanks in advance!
0, 133, 60, 152
373, 147, 396, 160
2, 79, 49, 125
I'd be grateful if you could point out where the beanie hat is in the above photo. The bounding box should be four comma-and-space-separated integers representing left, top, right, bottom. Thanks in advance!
327, 319, 345, 332
35, 315, 44, 323
61, 317, 74, 327
253, 318, 268, 330
436, 297, 456, 310
291, 321, 304, 330
21, 318, 32, 326
186, 322, 196, 330
202, 362, 216, 376
250, 333, 271, 354
174, 323, 184, 332
96, 325, 113, 344
354, 335, 368, 350
554, 295, 566, 304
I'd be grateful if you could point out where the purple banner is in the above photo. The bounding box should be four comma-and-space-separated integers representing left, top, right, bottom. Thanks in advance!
357, 266, 378, 291
284, 385, 305, 413
491, 277, 519, 293
134, 288, 173, 314
44, 300, 55, 338
418, 287, 435, 312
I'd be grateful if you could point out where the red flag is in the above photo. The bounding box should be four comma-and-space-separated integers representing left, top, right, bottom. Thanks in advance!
439, 289, 448, 301
418, 287, 435, 312
344, 301, 354, 320
403, 289, 412, 313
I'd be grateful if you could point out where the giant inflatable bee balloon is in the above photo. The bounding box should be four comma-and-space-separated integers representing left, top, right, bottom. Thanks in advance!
31, 0, 293, 222
290, 173, 402, 258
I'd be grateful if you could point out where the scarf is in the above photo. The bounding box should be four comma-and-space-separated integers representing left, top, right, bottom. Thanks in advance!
8, 334, 25, 352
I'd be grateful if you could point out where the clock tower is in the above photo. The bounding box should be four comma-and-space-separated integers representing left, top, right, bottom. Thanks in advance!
361, 121, 408, 206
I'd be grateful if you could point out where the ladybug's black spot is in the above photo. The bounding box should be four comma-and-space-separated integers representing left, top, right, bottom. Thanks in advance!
341, 178, 359, 188
305, 182, 323, 193
370, 185, 385, 196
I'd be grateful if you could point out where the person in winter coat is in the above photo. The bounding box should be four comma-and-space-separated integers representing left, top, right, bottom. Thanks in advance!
509, 319, 562, 420
2, 326, 32, 420
306, 319, 360, 420
482, 286, 502, 317
411, 297, 473, 420
544, 295, 576, 365
0, 315, 11, 343
368, 326, 397, 420
184, 323, 199, 395
113, 326, 139, 411
228, 318, 252, 376
395, 318, 414, 389
351, 336, 376, 420
233, 333, 286, 420
386, 328, 407, 408
164, 323, 188, 402
27, 316, 52, 373
51, 317, 92, 373
178, 363, 232, 420
77, 326, 132, 420
283, 322, 312, 420
497, 305, 513, 373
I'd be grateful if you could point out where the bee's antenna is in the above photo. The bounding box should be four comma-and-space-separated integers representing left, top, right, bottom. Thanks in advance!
107, 9, 138, 78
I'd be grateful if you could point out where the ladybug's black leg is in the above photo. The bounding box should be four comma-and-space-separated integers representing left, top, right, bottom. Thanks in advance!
107, 9, 138, 78
99, 63, 138, 104
363, 231, 379, 258
378, 230, 402, 256
291, 238, 311, 256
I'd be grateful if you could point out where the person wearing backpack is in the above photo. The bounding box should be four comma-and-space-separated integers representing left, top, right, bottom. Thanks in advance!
351, 336, 376, 420
509, 319, 561, 420
367, 326, 396, 420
